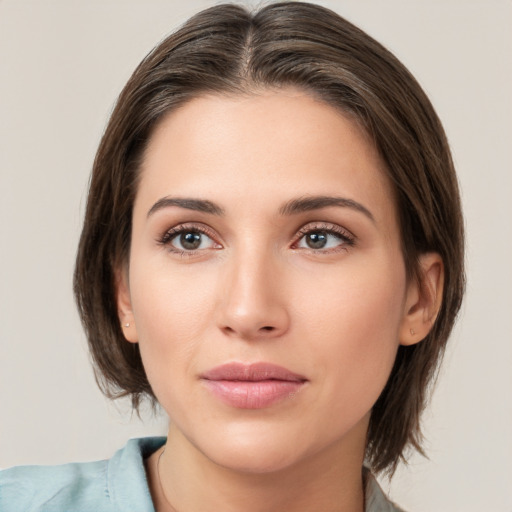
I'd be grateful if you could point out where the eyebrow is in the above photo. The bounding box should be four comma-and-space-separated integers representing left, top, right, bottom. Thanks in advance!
147, 197, 225, 217
279, 195, 375, 222
147, 194, 374, 222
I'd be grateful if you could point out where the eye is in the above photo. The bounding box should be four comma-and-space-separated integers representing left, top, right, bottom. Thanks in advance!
172, 230, 215, 251
297, 231, 338, 250
158, 224, 221, 254
294, 223, 355, 252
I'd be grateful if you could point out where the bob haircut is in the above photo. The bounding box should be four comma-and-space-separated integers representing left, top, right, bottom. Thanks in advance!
74, 1, 465, 474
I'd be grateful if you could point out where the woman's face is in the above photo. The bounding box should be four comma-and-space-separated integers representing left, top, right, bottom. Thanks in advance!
119, 89, 418, 473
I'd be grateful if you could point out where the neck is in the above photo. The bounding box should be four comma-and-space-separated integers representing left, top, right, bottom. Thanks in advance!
146, 423, 367, 512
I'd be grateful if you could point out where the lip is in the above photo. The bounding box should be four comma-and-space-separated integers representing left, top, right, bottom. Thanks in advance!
200, 362, 307, 409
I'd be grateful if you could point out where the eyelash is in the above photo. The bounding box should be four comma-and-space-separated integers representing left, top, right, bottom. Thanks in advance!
157, 222, 356, 257
292, 222, 356, 253
157, 223, 220, 258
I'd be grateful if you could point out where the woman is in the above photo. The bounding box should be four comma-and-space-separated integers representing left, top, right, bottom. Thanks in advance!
0, 2, 464, 511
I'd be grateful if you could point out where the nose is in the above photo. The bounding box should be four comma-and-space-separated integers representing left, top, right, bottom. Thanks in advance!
216, 250, 290, 341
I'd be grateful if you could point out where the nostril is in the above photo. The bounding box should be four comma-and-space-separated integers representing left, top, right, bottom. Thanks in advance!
261, 326, 275, 331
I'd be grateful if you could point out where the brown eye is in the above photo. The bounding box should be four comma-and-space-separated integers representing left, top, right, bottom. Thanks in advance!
304, 232, 328, 249
181, 232, 201, 250
170, 230, 215, 251
297, 230, 347, 250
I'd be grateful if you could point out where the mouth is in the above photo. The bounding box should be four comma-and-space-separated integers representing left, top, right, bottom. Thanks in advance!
200, 362, 307, 409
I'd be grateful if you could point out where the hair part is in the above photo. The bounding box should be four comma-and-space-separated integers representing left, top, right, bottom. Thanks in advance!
74, 1, 465, 475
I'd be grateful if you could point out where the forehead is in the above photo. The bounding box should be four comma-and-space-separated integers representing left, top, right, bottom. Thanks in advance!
136, 89, 396, 225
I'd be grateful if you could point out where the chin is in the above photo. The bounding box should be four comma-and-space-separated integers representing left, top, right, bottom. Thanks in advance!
188, 421, 308, 475
208, 441, 302, 475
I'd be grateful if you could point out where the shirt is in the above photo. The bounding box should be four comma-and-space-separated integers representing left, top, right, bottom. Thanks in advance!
0, 437, 404, 511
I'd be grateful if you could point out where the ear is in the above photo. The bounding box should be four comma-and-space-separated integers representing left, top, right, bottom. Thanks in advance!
399, 252, 444, 346
115, 267, 139, 344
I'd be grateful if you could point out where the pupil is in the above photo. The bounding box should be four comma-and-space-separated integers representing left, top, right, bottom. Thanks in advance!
307, 232, 327, 249
181, 232, 201, 250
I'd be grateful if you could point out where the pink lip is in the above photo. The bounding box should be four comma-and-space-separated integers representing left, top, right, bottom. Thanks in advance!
200, 362, 307, 409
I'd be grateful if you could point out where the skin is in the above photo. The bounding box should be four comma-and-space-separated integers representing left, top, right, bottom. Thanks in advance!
117, 89, 443, 512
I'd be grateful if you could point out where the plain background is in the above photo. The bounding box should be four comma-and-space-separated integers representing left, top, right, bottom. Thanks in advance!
0, 1, 511, 510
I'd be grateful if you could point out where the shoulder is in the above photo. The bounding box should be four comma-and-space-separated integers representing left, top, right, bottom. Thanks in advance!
0, 437, 166, 512
0, 458, 109, 511
364, 469, 407, 512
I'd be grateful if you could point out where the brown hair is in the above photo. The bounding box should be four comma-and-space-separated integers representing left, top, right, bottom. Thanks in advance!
74, 2, 464, 474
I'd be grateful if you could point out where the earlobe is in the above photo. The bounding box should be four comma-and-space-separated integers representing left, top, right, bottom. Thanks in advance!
115, 267, 139, 344
399, 253, 444, 346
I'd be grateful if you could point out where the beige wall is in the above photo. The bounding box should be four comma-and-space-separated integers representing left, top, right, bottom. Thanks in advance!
1, 1, 510, 510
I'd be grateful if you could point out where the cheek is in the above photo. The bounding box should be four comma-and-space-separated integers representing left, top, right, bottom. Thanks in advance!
131, 254, 217, 332
128, 259, 219, 391
299, 256, 405, 331
296, 260, 406, 402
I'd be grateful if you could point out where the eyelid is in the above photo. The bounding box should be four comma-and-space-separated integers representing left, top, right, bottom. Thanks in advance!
291, 221, 356, 250
157, 222, 222, 253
